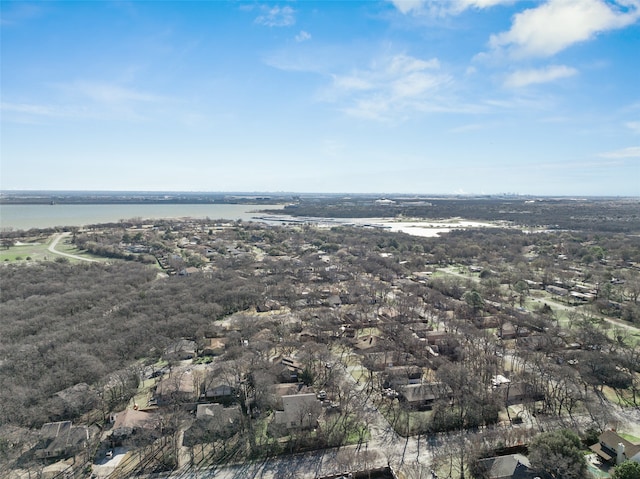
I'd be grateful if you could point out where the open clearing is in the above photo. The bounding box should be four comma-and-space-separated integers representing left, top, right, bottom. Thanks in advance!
1, 233, 105, 263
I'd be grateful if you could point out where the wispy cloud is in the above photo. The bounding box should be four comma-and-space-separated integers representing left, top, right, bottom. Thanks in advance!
2, 81, 168, 123
504, 65, 578, 88
456, 0, 514, 8
0, 102, 93, 124
599, 146, 640, 158
295, 30, 311, 42
67, 81, 164, 104
489, 0, 640, 58
1, 102, 60, 117
255, 6, 295, 27
389, 0, 513, 16
320, 54, 452, 120
388, 0, 427, 15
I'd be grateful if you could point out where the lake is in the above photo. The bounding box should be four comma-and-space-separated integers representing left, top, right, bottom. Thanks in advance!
0, 204, 285, 230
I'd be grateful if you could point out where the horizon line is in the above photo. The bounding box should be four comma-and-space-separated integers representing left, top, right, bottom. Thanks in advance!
1, 189, 638, 199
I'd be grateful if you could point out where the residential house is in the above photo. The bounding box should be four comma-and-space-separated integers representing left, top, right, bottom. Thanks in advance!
491, 376, 545, 406
423, 331, 460, 358
501, 382, 545, 406
272, 383, 303, 403
178, 266, 200, 276
110, 409, 159, 444
474, 454, 539, 479
498, 322, 530, 340
590, 430, 640, 465
35, 421, 89, 460
272, 363, 300, 383
155, 370, 198, 405
276, 355, 305, 382
202, 381, 235, 403
201, 337, 226, 356
274, 392, 322, 429
382, 366, 423, 389
362, 350, 416, 371
570, 291, 594, 303
163, 339, 197, 360
546, 285, 569, 296
183, 404, 242, 446
398, 383, 447, 410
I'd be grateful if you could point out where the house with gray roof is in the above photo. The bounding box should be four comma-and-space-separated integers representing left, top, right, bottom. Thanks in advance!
274, 392, 322, 429
590, 430, 640, 465
35, 421, 89, 460
474, 453, 539, 479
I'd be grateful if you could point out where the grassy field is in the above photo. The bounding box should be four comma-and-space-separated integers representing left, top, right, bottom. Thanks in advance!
0, 235, 107, 263
0, 238, 53, 262
50, 235, 107, 262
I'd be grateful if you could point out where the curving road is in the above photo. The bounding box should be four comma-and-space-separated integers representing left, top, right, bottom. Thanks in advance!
48, 232, 98, 262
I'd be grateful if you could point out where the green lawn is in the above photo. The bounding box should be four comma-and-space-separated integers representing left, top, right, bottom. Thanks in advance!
619, 432, 640, 444
52, 236, 109, 262
0, 235, 108, 263
0, 240, 52, 262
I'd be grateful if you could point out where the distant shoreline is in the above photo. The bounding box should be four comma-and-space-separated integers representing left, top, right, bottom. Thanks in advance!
2, 190, 636, 206
0, 194, 290, 206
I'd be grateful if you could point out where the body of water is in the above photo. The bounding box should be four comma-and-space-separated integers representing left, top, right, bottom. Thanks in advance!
0, 204, 285, 230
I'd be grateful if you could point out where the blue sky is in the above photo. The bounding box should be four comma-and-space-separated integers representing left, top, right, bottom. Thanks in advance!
1, 0, 639, 196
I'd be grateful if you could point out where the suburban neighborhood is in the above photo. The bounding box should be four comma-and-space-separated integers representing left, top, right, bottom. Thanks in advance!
1, 197, 640, 479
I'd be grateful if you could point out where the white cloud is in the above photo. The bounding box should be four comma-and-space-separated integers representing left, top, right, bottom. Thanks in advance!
392, 71, 442, 97
389, 55, 440, 73
599, 146, 640, 158
451, 0, 515, 14
457, 0, 513, 7
255, 6, 295, 27
332, 76, 373, 92
389, 0, 426, 15
389, 0, 513, 16
323, 53, 452, 120
504, 65, 578, 87
295, 30, 311, 42
489, 0, 640, 58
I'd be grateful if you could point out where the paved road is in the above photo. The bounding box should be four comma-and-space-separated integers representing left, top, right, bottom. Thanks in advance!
166, 437, 430, 479
48, 232, 97, 262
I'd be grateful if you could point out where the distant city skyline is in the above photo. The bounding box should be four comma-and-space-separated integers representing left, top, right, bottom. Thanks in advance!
1, 0, 639, 196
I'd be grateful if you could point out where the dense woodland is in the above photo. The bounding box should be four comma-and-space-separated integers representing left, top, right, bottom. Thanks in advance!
1, 209, 640, 477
